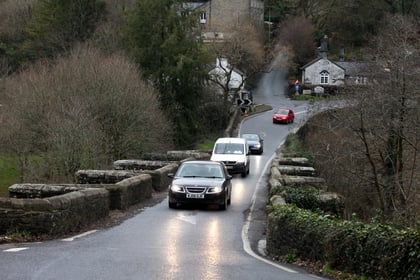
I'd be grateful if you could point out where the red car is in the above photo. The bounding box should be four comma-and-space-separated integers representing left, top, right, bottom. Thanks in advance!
273, 108, 295, 124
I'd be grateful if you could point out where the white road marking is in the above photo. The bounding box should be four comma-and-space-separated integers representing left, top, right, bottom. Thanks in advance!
241, 146, 298, 274
61, 230, 98, 242
4, 247, 29, 252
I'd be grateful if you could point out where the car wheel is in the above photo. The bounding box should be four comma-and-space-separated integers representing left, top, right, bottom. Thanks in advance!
241, 170, 247, 177
219, 195, 228, 210
168, 201, 177, 209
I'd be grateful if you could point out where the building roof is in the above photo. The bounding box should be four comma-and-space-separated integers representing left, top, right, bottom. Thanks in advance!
180, 2, 208, 10
335, 61, 370, 76
300, 57, 345, 71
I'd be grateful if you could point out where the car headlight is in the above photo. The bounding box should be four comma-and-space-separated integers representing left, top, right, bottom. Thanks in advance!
254, 143, 261, 148
207, 186, 223, 193
170, 184, 185, 193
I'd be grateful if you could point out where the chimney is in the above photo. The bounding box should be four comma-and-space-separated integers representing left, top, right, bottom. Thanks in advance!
319, 35, 328, 58
339, 47, 345, 61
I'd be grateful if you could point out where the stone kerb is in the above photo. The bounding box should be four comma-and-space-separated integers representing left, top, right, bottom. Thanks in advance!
0, 188, 109, 235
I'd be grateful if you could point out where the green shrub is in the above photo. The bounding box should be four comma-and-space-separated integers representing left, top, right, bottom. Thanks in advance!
0, 155, 19, 197
267, 205, 420, 279
281, 133, 313, 159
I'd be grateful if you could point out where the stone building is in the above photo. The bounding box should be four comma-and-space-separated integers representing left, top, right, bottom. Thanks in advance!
301, 35, 368, 89
181, 0, 264, 41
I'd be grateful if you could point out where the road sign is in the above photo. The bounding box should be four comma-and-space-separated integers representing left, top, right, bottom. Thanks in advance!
236, 98, 244, 106
243, 99, 252, 106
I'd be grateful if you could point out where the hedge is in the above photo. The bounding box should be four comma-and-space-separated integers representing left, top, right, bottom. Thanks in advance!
267, 205, 420, 279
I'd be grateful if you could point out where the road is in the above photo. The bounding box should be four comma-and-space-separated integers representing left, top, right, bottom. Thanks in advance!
0, 69, 325, 280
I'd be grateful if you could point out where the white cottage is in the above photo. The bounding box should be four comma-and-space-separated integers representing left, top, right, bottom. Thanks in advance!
208, 57, 245, 91
301, 34, 368, 89
301, 57, 346, 87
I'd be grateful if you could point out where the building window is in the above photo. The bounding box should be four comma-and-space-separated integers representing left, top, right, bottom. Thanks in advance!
320, 71, 329, 84
356, 76, 367, 85
200, 11, 206, 23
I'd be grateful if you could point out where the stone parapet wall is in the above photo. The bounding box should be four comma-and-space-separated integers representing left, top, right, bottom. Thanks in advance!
0, 188, 109, 235
0, 150, 206, 236
113, 159, 176, 170
8, 183, 103, 198
141, 163, 179, 192
75, 170, 139, 184
267, 155, 343, 211
141, 150, 210, 161
108, 174, 153, 210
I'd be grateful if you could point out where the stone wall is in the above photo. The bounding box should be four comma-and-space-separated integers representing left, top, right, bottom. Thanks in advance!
106, 174, 153, 210
0, 188, 109, 235
0, 150, 207, 236
266, 153, 345, 259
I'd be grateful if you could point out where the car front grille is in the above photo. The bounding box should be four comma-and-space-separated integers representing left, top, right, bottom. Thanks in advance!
222, 161, 236, 165
185, 186, 206, 193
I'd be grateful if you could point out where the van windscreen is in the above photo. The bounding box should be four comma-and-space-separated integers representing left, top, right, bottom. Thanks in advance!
214, 143, 244, 154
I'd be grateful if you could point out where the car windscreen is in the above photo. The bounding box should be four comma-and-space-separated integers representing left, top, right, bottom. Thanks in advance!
277, 109, 289, 115
243, 134, 258, 141
176, 163, 223, 178
214, 143, 244, 154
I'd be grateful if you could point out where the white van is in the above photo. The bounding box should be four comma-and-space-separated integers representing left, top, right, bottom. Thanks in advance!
210, 137, 250, 177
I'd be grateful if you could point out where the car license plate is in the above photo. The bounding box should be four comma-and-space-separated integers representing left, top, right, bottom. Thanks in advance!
226, 166, 233, 169
186, 193, 204, 199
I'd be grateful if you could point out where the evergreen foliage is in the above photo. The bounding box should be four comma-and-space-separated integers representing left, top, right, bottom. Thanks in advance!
123, 0, 211, 147
23, 0, 106, 59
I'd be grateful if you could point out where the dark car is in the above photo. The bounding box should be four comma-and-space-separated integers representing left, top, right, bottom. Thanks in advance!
167, 160, 232, 210
273, 108, 295, 124
241, 133, 263, 154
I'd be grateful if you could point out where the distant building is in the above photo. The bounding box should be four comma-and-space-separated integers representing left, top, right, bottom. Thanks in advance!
208, 57, 245, 94
301, 35, 368, 90
301, 58, 346, 87
180, 0, 264, 42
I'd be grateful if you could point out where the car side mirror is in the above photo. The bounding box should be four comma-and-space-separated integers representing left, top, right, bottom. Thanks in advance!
227, 175, 233, 180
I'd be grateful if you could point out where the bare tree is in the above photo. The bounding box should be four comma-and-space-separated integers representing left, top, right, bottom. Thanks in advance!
207, 17, 265, 105
304, 14, 419, 227
274, 16, 316, 77
0, 45, 174, 182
